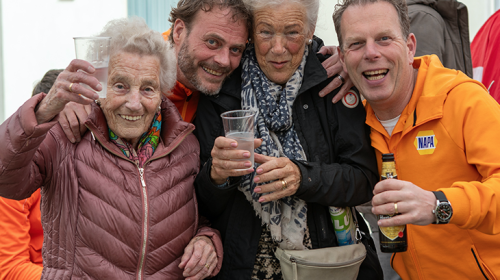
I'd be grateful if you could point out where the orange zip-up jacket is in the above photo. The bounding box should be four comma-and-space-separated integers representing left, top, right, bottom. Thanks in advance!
0, 189, 43, 280
366, 55, 500, 280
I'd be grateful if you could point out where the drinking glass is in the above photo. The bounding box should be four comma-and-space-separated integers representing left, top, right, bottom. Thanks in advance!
221, 110, 256, 169
73, 37, 111, 98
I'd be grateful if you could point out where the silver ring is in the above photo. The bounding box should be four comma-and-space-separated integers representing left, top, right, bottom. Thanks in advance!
337, 75, 345, 83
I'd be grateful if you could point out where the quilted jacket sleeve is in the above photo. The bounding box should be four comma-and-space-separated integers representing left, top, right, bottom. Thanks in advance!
0, 93, 59, 200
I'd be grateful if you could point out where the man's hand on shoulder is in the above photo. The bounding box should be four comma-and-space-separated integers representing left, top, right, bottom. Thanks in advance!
317, 45, 354, 103
58, 102, 91, 143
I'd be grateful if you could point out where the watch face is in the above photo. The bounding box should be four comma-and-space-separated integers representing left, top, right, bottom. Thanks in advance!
436, 202, 453, 222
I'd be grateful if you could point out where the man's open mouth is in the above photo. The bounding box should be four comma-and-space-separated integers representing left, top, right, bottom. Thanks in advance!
363, 69, 388, 81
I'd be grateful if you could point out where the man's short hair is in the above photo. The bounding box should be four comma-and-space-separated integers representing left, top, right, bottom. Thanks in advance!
168, 0, 252, 43
32, 69, 63, 97
333, 0, 410, 52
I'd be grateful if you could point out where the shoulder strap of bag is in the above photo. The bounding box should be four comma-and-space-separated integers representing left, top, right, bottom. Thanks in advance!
351, 207, 363, 244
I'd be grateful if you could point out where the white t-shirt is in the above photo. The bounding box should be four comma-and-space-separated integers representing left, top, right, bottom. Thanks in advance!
377, 115, 401, 136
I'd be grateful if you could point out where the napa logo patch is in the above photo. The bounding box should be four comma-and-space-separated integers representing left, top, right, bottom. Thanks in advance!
414, 130, 438, 155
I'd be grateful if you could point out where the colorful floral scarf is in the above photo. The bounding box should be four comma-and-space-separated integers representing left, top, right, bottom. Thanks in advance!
109, 111, 162, 168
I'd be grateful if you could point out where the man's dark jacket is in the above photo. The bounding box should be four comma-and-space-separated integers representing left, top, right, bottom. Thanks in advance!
193, 39, 382, 280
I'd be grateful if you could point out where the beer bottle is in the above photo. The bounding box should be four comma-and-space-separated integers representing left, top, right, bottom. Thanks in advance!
379, 153, 407, 252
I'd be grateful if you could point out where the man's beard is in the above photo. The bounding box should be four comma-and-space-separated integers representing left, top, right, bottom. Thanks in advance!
177, 41, 231, 96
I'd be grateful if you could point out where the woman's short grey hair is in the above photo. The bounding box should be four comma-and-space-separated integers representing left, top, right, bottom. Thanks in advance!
97, 17, 176, 94
242, 0, 319, 34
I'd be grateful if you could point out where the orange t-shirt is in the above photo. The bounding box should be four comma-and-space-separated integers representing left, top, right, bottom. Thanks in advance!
0, 190, 43, 280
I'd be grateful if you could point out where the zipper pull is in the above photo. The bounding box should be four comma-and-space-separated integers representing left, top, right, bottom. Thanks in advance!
291, 257, 298, 280
139, 168, 146, 188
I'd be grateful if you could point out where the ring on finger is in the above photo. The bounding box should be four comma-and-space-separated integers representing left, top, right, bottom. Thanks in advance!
205, 263, 210, 269
281, 179, 288, 190
69, 83, 74, 93
394, 202, 398, 215
337, 74, 345, 83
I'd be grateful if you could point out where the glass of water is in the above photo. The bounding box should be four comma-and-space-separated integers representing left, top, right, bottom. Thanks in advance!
73, 37, 111, 98
221, 110, 256, 169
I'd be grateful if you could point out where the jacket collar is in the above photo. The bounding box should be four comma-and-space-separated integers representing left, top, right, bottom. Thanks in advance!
85, 98, 195, 160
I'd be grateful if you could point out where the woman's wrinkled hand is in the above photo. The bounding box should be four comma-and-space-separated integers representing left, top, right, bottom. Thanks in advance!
252, 154, 301, 202
317, 46, 355, 103
179, 236, 218, 280
210, 137, 262, 185
35, 59, 101, 124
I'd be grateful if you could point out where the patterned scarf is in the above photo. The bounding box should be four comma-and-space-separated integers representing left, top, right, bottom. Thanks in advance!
109, 111, 162, 168
240, 44, 309, 250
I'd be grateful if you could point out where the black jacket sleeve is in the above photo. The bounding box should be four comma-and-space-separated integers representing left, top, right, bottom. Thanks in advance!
292, 87, 378, 207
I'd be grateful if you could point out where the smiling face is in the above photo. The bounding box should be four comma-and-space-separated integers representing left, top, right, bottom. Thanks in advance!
339, 1, 416, 118
172, 7, 248, 95
252, 3, 313, 85
100, 52, 162, 148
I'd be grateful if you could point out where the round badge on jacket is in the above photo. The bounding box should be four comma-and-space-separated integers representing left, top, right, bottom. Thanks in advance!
342, 90, 359, 108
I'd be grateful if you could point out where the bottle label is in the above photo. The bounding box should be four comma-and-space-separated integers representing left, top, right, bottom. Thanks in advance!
381, 162, 397, 180
379, 215, 405, 241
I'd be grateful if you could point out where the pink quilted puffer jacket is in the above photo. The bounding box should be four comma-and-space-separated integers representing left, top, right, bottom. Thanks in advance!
0, 94, 223, 279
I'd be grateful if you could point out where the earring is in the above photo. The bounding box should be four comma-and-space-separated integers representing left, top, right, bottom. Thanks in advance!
307, 39, 312, 45
248, 37, 252, 42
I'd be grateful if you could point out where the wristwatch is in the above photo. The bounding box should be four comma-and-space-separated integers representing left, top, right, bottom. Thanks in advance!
432, 191, 453, 224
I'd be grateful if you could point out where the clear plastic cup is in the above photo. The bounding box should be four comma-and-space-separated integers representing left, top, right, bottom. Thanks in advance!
73, 37, 111, 98
221, 110, 256, 169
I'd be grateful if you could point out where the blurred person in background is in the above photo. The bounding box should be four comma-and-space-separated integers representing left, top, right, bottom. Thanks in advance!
471, 8, 500, 102
0, 18, 222, 280
0, 69, 62, 280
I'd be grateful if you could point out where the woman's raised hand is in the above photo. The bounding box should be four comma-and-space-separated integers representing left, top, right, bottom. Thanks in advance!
252, 154, 301, 202
35, 59, 101, 124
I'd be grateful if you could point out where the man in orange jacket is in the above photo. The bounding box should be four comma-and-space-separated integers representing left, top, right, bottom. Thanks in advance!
0, 69, 62, 280
334, 0, 500, 279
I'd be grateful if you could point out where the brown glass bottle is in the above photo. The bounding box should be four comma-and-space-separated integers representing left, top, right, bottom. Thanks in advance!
379, 153, 407, 253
